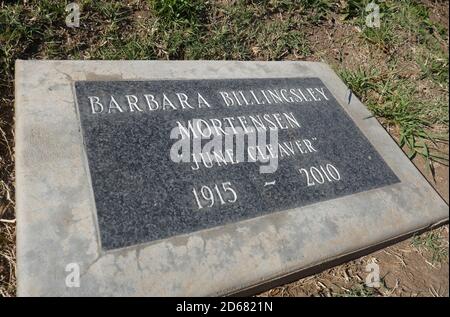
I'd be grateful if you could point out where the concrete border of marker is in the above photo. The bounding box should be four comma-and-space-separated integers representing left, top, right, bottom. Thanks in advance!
15, 60, 448, 296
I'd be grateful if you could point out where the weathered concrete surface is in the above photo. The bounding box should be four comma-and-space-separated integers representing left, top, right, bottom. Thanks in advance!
15, 61, 449, 296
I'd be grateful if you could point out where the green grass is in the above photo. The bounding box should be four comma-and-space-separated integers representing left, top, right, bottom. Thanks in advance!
331, 272, 392, 297
332, 284, 379, 297
340, 284, 377, 297
340, 65, 449, 176
412, 231, 449, 264
337, 0, 450, 174
418, 56, 449, 87
151, 0, 207, 24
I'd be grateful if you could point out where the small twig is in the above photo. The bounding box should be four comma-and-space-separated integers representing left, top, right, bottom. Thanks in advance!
0, 218, 15, 224
429, 285, 440, 297
0, 126, 12, 160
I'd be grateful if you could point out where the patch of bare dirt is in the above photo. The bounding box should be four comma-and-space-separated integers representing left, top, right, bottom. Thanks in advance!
424, 0, 449, 31
260, 226, 449, 297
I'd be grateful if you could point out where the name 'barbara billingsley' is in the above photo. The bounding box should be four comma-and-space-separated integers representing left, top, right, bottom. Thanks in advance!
87, 86, 330, 138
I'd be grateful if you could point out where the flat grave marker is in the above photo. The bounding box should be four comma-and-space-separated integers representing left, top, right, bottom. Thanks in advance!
15, 61, 448, 296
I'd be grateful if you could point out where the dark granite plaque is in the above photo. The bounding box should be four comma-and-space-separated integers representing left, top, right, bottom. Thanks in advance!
75, 78, 399, 250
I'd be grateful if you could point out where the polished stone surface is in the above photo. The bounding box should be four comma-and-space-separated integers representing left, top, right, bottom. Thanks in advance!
75, 78, 399, 250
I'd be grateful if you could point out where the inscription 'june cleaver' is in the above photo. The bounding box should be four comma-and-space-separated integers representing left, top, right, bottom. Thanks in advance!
74, 77, 399, 250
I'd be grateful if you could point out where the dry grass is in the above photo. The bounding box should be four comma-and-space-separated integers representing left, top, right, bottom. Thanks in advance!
0, 33, 15, 293
0, 219, 15, 297
0, 46, 16, 299
0, 119, 15, 297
